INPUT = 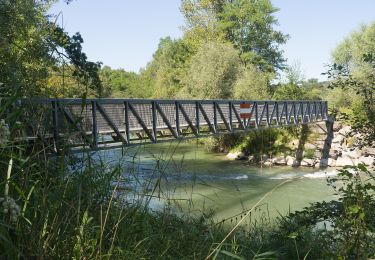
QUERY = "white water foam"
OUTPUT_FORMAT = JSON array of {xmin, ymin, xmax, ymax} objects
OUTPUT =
[
  {"xmin": 269, "ymin": 173, "xmax": 301, "ymax": 180},
  {"xmin": 233, "ymin": 174, "xmax": 249, "ymax": 180},
  {"xmin": 270, "ymin": 170, "xmax": 338, "ymax": 180},
  {"xmin": 304, "ymin": 170, "xmax": 338, "ymax": 179}
]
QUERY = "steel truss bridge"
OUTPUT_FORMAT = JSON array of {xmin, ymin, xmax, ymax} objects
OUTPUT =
[{"xmin": 16, "ymin": 98, "xmax": 328, "ymax": 151}]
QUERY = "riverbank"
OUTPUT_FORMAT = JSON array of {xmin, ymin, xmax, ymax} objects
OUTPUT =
[{"xmin": 226, "ymin": 121, "xmax": 375, "ymax": 170}]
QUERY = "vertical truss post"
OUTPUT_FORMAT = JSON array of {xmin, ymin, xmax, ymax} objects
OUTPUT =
[
  {"xmin": 275, "ymin": 102, "xmax": 279, "ymax": 126},
  {"xmin": 293, "ymin": 103, "xmax": 297, "ymax": 124},
  {"xmin": 319, "ymin": 101, "xmax": 323, "ymax": 119},
  {"xmin": 52, "ymin": 99, "xmax": 59, "ymax": 150},
  {"xmin": 323, "ymin": 101, "xmax": 328, "ymax": 120},
  {"xmin": 175, "ymin": 101, "xmax": 180, "ymax": 137},
  {"xmin": 195, "ymin": 101, "xmax": 200, "ymax": 135},
  {"xmin": 265, "ymin": 102, "xmax": 270, "ymax": 126},
  {"xmin": 312, "ymin": 101, "xmax": 317, "ymax": 121},
  {"xmin": 307, "ymin": 102, "xmax": 312, "ymax": 122},
  {"xmin": 124, "ymin": 101, "xmax": 130, "ymax": 143},
  {"xmin": 254, "ymin": 102, "xmax": 259, "ymax": 128},
  {"xmin": 284, "ymin": 102, "xmax": 289, "ymax": 125},
  {"xmin": 229, "ymin": 101, "xmax": 233, "ymax": 132},
  {"xmin": 152, "ymin": 101, "xmax": 157, "ymax": 142},
  {"xmin": 213, "ymin": 101, "xmax": 218, "ymax": 133},
  {"xmin": 91, "ymin": 100, "xmax": 98, "ymax": 148}
]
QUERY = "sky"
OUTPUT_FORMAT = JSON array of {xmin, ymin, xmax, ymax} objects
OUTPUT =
[{"xmin": 49, "ymin": 0, "xmax": 375, "ymax": 81}]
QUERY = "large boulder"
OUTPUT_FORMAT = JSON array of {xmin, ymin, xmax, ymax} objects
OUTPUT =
[
  {"xmin": 342, "ymin": 149, "xmax": 362, "ymax": 159},
  {"xmin": 362, "ymin": 147, "xmax": 375, "ymax": 156},
  {"xmin": 338, "ymin": 126, "xmax": 352, "ymax": 136},
  {"xmin": 304, "ymin": 143, "xmax": 317, "ymax": 150},
  {"xmin": 286, "ymin": 156, "xmax": 295, "ymax": 166},
  {"xmin": 332, "ymin": 122, "xmax": 343, "ymax": 131},
  {"xmin": 227, "ymin": 152, "xmax": 247, "ymax": 160},
  {"xmin": 263, "ymin": 161, "xmax": 273, "ymax": 167},
  {"xmin": 336, "ymin": 156, "xmax": 356, "ymax": 167},
  {"xmin": 332, "ymin": 134, "xmax": 345, "ymax": 145},
  {"xmin": 272, "ymin": 156, "xmax": 287, "ymax": 165},
  {"xmin": 358, "ymin": 156, "xmax": 375, "ymax": 166},
  {"xmin": 329, "ymin": 149, "xmax": 339, "ymax": 160},
  {"xmin": 247, "ymin": 155, "xmax": 256, "ymax": 164},
  {"xmin": 301, "ymin": 158, "xmax": 315, "ymax": 167}
]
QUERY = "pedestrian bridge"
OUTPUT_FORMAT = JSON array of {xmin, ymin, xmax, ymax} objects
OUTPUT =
[{"xmin": 17, "ymin": 98, "xmax": 328, "ymax": 151}]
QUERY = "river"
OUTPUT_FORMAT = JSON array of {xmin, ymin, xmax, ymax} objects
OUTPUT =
[{"xmin": 97, "ymin": 141, "xmax": 337, "ymax": 222}]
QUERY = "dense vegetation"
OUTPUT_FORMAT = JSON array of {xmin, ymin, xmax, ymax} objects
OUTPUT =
[{"xmin": 0, "ymin": 0, "xmax": 374, "ymax": 259}]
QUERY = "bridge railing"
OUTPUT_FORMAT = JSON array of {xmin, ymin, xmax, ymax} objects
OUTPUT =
[{"xmin": 11, "ymin": 98, "xmax": 328, "ymax": 150}]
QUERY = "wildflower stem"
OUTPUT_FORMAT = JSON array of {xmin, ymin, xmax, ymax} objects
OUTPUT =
[{"xmin": 5, "ymin": 158, "xmax": 13, "ymax": 197}]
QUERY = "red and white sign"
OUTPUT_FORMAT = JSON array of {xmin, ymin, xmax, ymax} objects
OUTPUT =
[{"xmin": 240, "ymin": 103, "xmax": 252, "ymax": 119}]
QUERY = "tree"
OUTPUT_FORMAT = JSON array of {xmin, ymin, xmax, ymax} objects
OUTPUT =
[
  {"xmin": 141, "ymin": 37, "xmax": 193, "ymax": 98},
  {"xmin": 181, "ymin": 41, "xmax": 240, "ymax": 99},
  {"xmin": 217, "ymin": 0, "xmax": 288, "ymax": 72},
  {"xmin": 0, "ymin": 0, "xmax": 102, "ymax": 97},
  {"xmin": 329, "ymin": 22, "xmax": 375, "ymax": 145},
  {"xmin": 233, "ymin": 65, "xmax": 270, "ymax": 100},
  {"xmin": 180, "ymin": 0, "xmax": 288, "ymax": 73},
  {"xmin": 180, "ymin": 0, "xmax": 225, "ymax": 50}
]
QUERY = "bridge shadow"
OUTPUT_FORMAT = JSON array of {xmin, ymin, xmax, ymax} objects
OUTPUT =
[
  {"xmin": 294, "ymin": 124, "xmax": 309, "ymax": 167},
  {"xmin": 319, "ymin": 117, "xmax": 334, "ymax": 169}
]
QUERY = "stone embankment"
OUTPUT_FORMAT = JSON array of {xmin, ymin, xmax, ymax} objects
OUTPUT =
[{"xmin": 226, "ymin": 121, "xmax": 375, "ymax": 169}]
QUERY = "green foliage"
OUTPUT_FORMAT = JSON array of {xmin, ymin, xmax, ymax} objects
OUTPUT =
[
  {"xmin": 218, "ymin": 0, "xmax": 288, "ymax": 72},
  {"xmin": 99, "ymin": 66, "xmax": 152, "ymax": 98},
  {"xmin": 272, "ymin": 83, "xmax": 307, "ymax": 100},
  {"xmin": 233, "ymin": 65, "xmax": 271, "ymax": 100},
  {"xmin": 0, "ymin": 0, "xmax": 102, "ymax": 97},
  {"xmin": 181, "ymin": 41, "xmax": 241, "ymax": 99},
  {"xmin": 303, "ymin": 149, "xmax": 315, "ymax": 159},
  {"xmin": 180, "ymin": 0, "xmax": 225, "ymax": 49},
  {"xmin": 180, "ymin": 0, "xmax": 288, "ymax": 73},
  {"xmin": 332, "ymin": 22, "xmax": 375, "ymax": 81},
  {"xmin": 328, "ymin": 22, "xmax": 375, "ymax": 144},
  {"xmin": 325, "ymin": 56, "xmax": 375, "ymax": 145},
  {"xmin": 143, "ymin": 37, "xmax": 194, "ymax": 98},
  {"xmin": 278, "ymin": 164, "xmax": 375, "ymax": 258}
]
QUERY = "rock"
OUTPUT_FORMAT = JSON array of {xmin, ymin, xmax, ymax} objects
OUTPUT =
[
  {"xmin": 341, "ymin": 149, "xmax": 362, "ymax": 159},
  {"xmin": 329, "ymin": 150, "xmax": 339, "ymax": 160},
  {"xmin": 247, "ymin": 155, "xmax": 256, "ymax": 163},
  {"xmin": 272, "ymin": 156, "xmax": 287, "ymax": 165},
  {"xmin": 331, "ymin": 143, "xmax": 343, "ymax": 151},
  {"xmin": 362, "ymin": 147, "xmax": 375, "ymax": 156},
  {"xmin": 304, "ymin": 143, "xmax": 317, "ymax": 150},
  {"xmin": 332, "ymin": 134, "xmax": 345, "ymax": 145},
  {"xmin": 338, "ymin": 126, "xmax": 352, "ymax": 136},
  {"xmin": 263, "ymin": 161, "xmax": 273, "ymax": 167},
  {"xmin": 358, "ymin": 156, "xmax": 375, "ymax": 166},
  {"xmin": 314, "ymin": 150, "xmax": 322, "ymax": 158},
  {"xmin": 301, "ymin": 158, "xmax": 315, "ymax": 167},
  {"xmin": 336, "ymin": 156, "xmax": 356, "ymax": 167},
  {"xmin": 227, "ymin": 152, "xmax": 247, "ymax": 160},
  {"xmin": 286, "ymin": 156, "xmax": 295, "ymax": 166},
  {"xmin": 333, "ymin": 122, "xmax": 343, "ymax": 131}
]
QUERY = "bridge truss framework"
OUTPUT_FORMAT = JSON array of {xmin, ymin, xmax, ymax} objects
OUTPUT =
[{"xmin": 15, "ymin": 98, "xmax": 328, "ymax": 151}]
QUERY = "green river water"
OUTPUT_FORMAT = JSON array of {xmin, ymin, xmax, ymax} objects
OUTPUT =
[{"xmin": 98, "ymin": 142, "xmax": 337, "ymax": 221}]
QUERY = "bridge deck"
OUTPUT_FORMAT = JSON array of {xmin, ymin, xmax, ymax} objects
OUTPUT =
[{"xmin": 13, "ymin": 98, "xmax": 328, "ymax": 151}]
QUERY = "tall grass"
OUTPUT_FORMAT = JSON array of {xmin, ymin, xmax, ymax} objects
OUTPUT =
[{"xmin": 1, "ymin": 99, "xmax": 373, "ymax": 259}]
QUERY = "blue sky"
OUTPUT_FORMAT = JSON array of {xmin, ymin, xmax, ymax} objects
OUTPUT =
[{"xmin": 49, "ymin": 0, "xmax": 375, "ymax": 81}]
